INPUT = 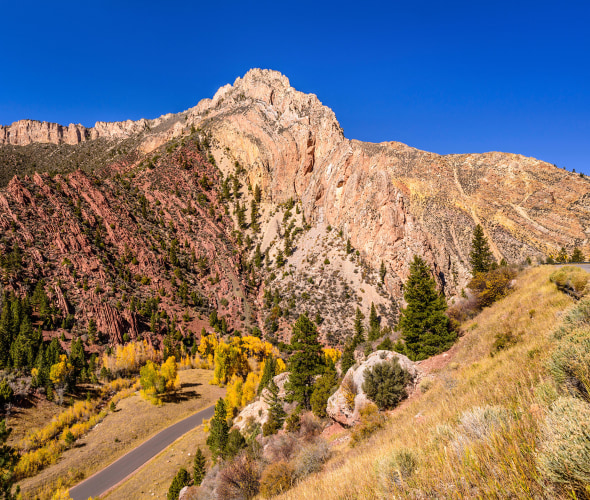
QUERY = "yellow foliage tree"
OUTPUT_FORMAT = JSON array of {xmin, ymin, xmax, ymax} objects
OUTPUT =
[
  {"xmin": 323, "ymin": 347, "xmax": 341, "ymax": 365},
  {"xmin": 101, "ymin": 340, "xmax": 159, "ymax": 377},
  {"xmin": 49, "ymin": 355, "xmax": 73, "ymax": 386}
]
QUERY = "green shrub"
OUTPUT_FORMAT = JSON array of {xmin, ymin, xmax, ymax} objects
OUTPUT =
[
  {"xmin": 260, "ymin": 461, "xmax": 294, "ymax": 498},
  {"xmin": 362, "ymin": 358, "xmax": 410, "ymax": 410},
  {"xmin": 310, "ymin": 369, "xmax": 338, "ymax": 418},
  {"xmin": 537, "ymin": 397, "xmax": 590, "ymax": 495}
]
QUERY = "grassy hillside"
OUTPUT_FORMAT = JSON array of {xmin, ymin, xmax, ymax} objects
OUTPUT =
[{"xmin": 276, "ymin": 265, "xmax": 585, "ymax": 499}]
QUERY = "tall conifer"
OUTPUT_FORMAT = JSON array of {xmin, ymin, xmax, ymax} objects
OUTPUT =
[
  {"xmin": 398, "ymin": 255, "xmax": 455, "ymax": 360},
  {"xmin": 469, "ymin": 224, "xmax": 494, "ymax": 274}
]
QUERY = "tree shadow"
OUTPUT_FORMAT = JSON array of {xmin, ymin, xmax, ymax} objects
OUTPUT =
[{"xmin": 161, "ymin": 391, "xmax": 202, "ymax": 404}]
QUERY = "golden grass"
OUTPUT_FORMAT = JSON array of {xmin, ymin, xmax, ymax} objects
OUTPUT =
[
  {"xmin": 17, "ymin": 368, "xmax": 225, "ymax": 500},
  {"xmin": 276, "ymin": 266, "xmax": 575, "ymax": 499}
]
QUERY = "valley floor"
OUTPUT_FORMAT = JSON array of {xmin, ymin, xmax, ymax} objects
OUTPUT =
[{"xmin": 17, "ymin": 369, "xmax": 224, "ymax": 499}]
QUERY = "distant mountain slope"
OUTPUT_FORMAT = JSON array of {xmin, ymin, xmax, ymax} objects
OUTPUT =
[{"xmin": 1, "ymin": 68, "xmax": 588, "ymax": 346}]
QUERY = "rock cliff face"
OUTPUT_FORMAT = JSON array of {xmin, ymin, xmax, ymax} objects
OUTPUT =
[
  {"xmin": 1, "ymin": 68, "xmax": 589, "ymax": 345},
  {"xmin": 0, "ymin": 113, "xmax": 182, "ymax": 147},
  {"xmin": 181, "ymin": 69, "xmax": 590, "ymax": 298}
]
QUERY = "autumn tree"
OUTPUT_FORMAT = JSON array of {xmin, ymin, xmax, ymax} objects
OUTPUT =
[{"xmin": 397, "ymin": 255, "xmax": 456, "ymax": 361}]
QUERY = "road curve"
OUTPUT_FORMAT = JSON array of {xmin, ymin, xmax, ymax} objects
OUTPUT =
[{"xmin": 69, "ymin": 404, "xmax": 216, "ymax": 500}]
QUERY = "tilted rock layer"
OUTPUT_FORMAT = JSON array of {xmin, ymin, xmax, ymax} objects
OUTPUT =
[{"xmin": 1, "ymin": 68, "xmax": 589, "ymax": 328}]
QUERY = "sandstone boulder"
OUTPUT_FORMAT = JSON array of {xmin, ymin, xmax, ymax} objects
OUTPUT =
[
  {"xmin": 233, "ymin": 372, "xmax": 290, "ymax": 432},
  {"xmin": 327, "ymin": 350, "xmax": 420, "ymax": 426}
]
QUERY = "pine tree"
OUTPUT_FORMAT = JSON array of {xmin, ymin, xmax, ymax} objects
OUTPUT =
[
  {"xmin": 262, "ymin": 379, "xmax": 286, "ymax": 436},
  {"xmin": 346, "ymin": 239, "xmax": 352, "ymax": 254},
  {"xmin": 368, "ymin": 302, "xmax": 381, "ymax": 341},
  {"xmin": 193, "ymin": 447, "xmax": 206, "ymax": 485},
  {"xmin": 276, "ymin": 249, "xmax": 285, "ymax": 268},
  {"xmin": 10, "ymin": 316, "xmax": 34, "ymax": 370},
  {"xmin": 570, "ymin": 247, "xmax": 585, "ymax": 263},
  {"xmin": 310, "ymin": 364, "xmax": 338, "ymax": 418},
  {"xmin": 257, "ymin": 356, "xmax": 277, "ymax": 395},
  {"xmin": 379, "ymin": 260, "xmax": 386, "ymax": 283},
  {"xmin": 352, "ymin": 307, "xmax": 365, "ymax": 346},
  {"xmin": 469, "ymin": 224, "xmax": 494, "ymax": 274},
  {"xmin": 167, "ymin": 468, "xmax": 190, "ymax": 500},
  {"xmin": 340, "ymin": 341, "xmax": 356, "ymax": 376},
  {"xmin": 254, "ymin": 244, "xmax": 262, "ymax": 268},
  {"xmin": 254, "ymin": 184, "xmax": 261, "ymax": 204},
  {"xmin": 285, "ymin": 314, "xmax": 325, "ymax": 409},
  {"xmin": 0, "ymin": 420, "xmax": 17, "ymax": 500},
  {"xmin": 207, "ymin": 398, "xmax": 229, "ymax": 461},
  {"xmin": 398, "ymin": 255, "xmax": 456, "ymax": 361}
]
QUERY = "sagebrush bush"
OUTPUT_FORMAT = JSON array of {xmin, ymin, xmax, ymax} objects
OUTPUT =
[
  {"xmin": 350, "ymin": 403, "xmax": 387, "ymax": 446},
  {"xmin": 362, "ymin": 358, "xmax": 410, "ymax": 410},
  {"xmin": 554, "ymin": 299, "xmax": 590, "ymax": 340},
  {"xmin": 374, "ymin": 448, "xmax": 418, "ymax": 493},
  {"xmin": 260, "ymin": 461, "xmax": 294, "ymax": 498},
  {"xmin": 293, "ymin": 439, "xmax": 331, "ymax": 479},
  {"xmin": 263, "ymin": 434, "xmax": 297, "ymax": 462},
  {"xmin": 549, "ymin": 331, "xmax": 590, "ymax": 399},
  {"xmin": 537, "ymin": 397, "xmax": 590, "ymax": 495},
  {"xmin": 550, "ymin": 266, "xmax": 589, "ymax": 297},
  {"xmin": 458, "ymin": 405, "xmax": 510, "ymax": 441}
]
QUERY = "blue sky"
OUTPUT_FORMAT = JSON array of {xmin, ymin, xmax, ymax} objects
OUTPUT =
[{"xmin": 1, "ymin": 0, "xmax": 588, "ymax": 173}]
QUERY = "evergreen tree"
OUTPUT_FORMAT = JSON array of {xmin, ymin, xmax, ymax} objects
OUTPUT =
[
  {"xmin": 207, "ymin": 398, "xmax": 229, "ymax": 461},
  {"xmin": 310, "ymin": 365, "xmax": 338, "ymax": 418},
  {"xmin": 340, "ymin": 341, "xmax": 356, "ymax": 375},
  {"xmin": 368, "ymin": 302, "xmax": 380, "ymax": 341},
  {"xmin": 10, "ymin": 316, "xmax": 34, "ymax": 370},
  {"xmin": 257, "ymin": 356, "xmax": 277, "ymax": 395},
  {"xmin": 0, "ymin": 299, "xmax": 13, "ymax": 368},
  {"xmin": 398, "ymin": 255, "xmax": 456, "ymax": 361},
  {"xmin": 225, "ymin": 429, "xmax": 247, "ymax": 459},
  {"xmin": 262, "ymin": 379, "xmax": 286, "ymax": 436},
  {"xmin": 275, "ymin": 249, "xmax": 285, "ymax": 268},
  {"xmin": 193, "ymin": 447, "xmax": 206, "ymax": 485},
  {"xmin": 352, "ymin": 307, "xmax": 365, "ymax": 345},
  {"xmin": 346, "ymin": 239, "xmax": 352, "ymax": 254},
  {"xmin": 469, "ymin": 224, "xmax": 494, "ymax": 274},
  {"xmin": 167, "ymin": 468, "xmax": 190, "ymax": 500},
  {"xmin": 254, "ymin": 244, "xmax": 262, "ymax": 268},
  {"xmin": 254, "ymin": 184, "xmax": 261, "ymax": 204},
  {"xmin": 0, "ymin": 420, "xmax": 17, "ymax": 500},
  {"xmin": 285, "ymin": 314, "xmax": 325, "ymax": 409},
  {"xmin": 570, "ymin": 247, "xmax": 585, "ymax": 263},
  {"xmin": 379, "ymin": 260, "xmax": 386, "ymax": 283},
  {"xmin": 69, "ymin": 338, "xmax": 86, "ymax": 380}
]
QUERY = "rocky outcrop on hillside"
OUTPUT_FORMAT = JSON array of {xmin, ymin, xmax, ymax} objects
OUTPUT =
[
  {"xmin": 182, "ymin": 68, "xmax": 590, "ymax": 299},
  {"xmin": 2, "ymin": 68, "xmax": 590, "ymax": 341},
  {"xmin": 232, "ymin": 372, "xmax": 291, "ymax": 432},
  {"xmin": 0, "ymin": 137, "xmax": 252, "ymax": 346},
  {"xmin": 327, "ymin": 350, "xmax": 420, "ymax": 426}
]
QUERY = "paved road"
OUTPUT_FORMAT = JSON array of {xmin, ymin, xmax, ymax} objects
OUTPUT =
[{"xmin": 69, "ymin": 404, "xmax": 216, "ymax": 500}]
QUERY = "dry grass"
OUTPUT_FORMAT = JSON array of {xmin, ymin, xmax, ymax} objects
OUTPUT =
[
  {"xmin": 17, "ymin": 369, "xmax": 224, "ymax": 499},
  {"xmin": 275, "ymin": 266, "xmax": 575, "ymax": 499}
]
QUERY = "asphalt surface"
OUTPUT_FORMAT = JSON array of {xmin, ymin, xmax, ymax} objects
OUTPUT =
[{"xmin": 69, "ymin": 403, "xmax": 216, "ymax": 500}]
